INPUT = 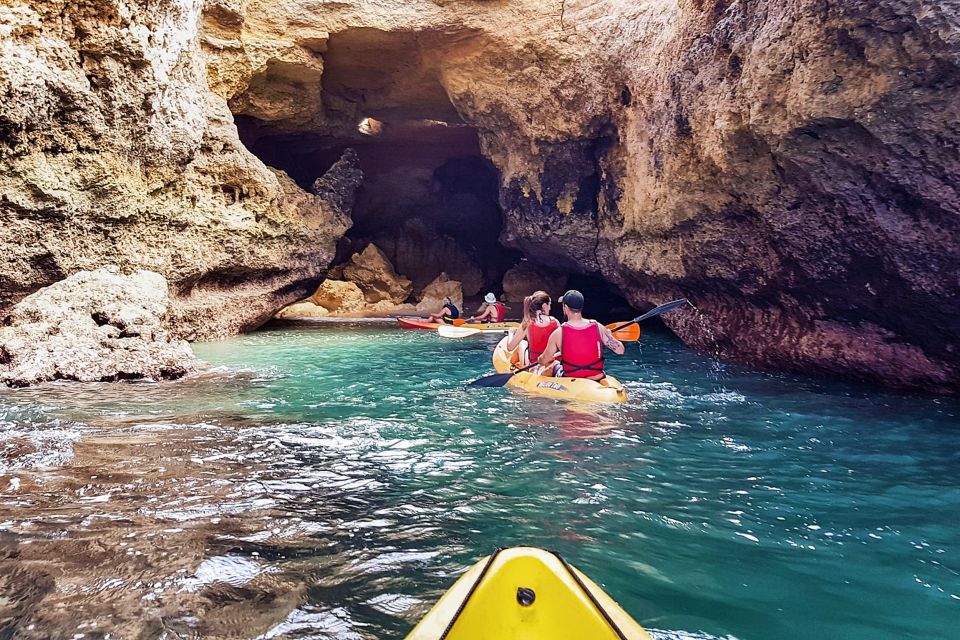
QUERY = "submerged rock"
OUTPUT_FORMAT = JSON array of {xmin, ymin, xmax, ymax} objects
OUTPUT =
[{"xmin": 0, "ymin": 267, "xmax": 199, "ymax": 386}]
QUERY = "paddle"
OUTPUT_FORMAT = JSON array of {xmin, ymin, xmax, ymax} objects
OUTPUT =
[
  {"xmin": 469, "ymin": 361, "xmax": 541, "ymax": 387},
  {"xmin": 606, "ymin": 321, "xmax": 641, "ymax": 342},
  {"xmin": 468, "ymin": 298, "xmax": 691, "ymax": 388},
  {"xmin": 438, "ymin": 325, "xmax": 510, "ymax": 339},
  {"xmin": 607, "ymin": 298, "xmax": 691, "ymax": 334}
]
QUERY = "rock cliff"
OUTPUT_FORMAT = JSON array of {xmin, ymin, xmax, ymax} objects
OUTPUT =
[
  {"xmin": 0, "ymin": 0, "xmax": 356, "ymax": 341},
  {"xmin": 2, "ymin": 0, "xmax": 957, "ymax": 391},
  {"xmin": 204, "ymin": 0, "xmax": 959, "ymax": 391}
]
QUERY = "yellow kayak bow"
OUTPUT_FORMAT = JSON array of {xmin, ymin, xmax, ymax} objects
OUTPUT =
[{"xmin": 406, "ymin": 547, "xmax": 651, "ymax": 640}]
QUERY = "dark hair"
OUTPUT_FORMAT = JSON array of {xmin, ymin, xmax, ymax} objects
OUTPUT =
[{"xmin": 523, "ymin": 290, "xmax": 551, "ymax": 323}]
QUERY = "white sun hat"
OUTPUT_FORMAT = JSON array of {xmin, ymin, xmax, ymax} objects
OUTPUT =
[{"xmin": 484, "ymin": 292, "xmax": 497, "ymax": 304}]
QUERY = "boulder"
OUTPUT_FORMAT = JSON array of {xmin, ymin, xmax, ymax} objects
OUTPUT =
[
  {"xmin": 416, "ymin": 273, "xmax": 464, "ymax": 314},
  {"xmin": 274, "ymin": 300, "xmax": 330, "ymax": 319},
  {"xmin": 342, "ymin": 244, "xmax": 413, "ymax": 304},
  {"xmin": 310, "ymin": 280, "xmax": 366, "ymax": 313},
  {"xmin": 373, "ymin": 218, "xmax": 485, "ymax": 296},
  {"xmin": 0, "ymin": 267, "xmax": 200, "ymax": 386},
  {"xmin": 501, "ymin": 262, "xmax": 569, "ymax": 303}
]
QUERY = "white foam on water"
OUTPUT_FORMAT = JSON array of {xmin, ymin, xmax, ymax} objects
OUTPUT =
[
  {"xmin": 178, "ymin": 555, "xmax": 264, "ymax": 592},
  {"xmin": 0, "ymin": 427, "xmax": 81, "ymax": 473},
  {"xmin": 649, "ymin": 630, "xmax": 739, "ymax": 640},
  {"xmin": 258, "ymin": 607, "xmax": 365, "ymax": 640}
]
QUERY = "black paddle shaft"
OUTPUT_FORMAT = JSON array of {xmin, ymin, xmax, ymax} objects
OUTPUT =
[{"xmin": 609, "ymin": 298, "xmax": 691, "ymax": 334}]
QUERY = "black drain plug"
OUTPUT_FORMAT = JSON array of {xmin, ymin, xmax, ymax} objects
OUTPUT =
[{"xmin": 517, "ymin": 587, "xmax": 536, "ymax": 606}]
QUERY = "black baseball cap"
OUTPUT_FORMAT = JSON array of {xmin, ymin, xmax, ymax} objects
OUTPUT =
[{"xmin": 559, "ymin": 289, "xmax": 584, "ymax": 310}]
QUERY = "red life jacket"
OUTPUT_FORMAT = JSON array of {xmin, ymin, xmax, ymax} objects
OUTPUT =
[
  {"xmin": 561, "ymin": 322, "xmax": 604, "ymax": 378},
  {"xmin": 491, "ymin": 302, "xmax": 505, "ymax": 323},
  {"xmin": 528, "ymin": 317, "xmax": 559, "ymax": 359}
]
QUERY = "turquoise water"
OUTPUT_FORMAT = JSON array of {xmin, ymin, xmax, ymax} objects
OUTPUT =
[{"xmin": 1, "ymin": 321, "xmax": 958, "ymax": 639}]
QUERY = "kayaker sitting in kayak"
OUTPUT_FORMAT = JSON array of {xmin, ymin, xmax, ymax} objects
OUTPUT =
[
  {"xmin": 538, "ymin": 289, "xmax": 625, "ymax": 380},
  {"xmin": 505, "ymin": 290, "xmax": 559, "ymax": 368},
  {"xmin": 425, "ymin": 296, "xmax": 460, "ymax": 324},
  {"xmin": 468, "ymin": 292, "xmax": 507, "ymax": 323}
]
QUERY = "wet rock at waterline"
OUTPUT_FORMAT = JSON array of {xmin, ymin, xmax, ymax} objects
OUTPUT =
[
  {"xmin": 0, "ymin": 268, "xmax": 199, "ymax": 386},
  {"xmin": 310, "ymin": 280, "xmax": 367, "ymax": 314},
  {"xmin": 274, "ymin": 300, "xmax": 330, "ymax": 319}
]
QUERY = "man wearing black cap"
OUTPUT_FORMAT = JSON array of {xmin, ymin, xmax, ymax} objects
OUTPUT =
[{"xmin": 537, "ymin": 289, "xmax": 624, "ymax": 380}]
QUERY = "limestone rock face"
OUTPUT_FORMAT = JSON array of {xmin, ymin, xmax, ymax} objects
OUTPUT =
[
  {"xmin": 6, "ymin": 0, "xmax": 958, "ymax": 391},
  {"xmin": 0, "ymin": 0, "xmax": 357, "ymax": 341},
  {"xmin": 342, "ymin": 244, "xmax": 413, "ymax": 304},
  {"xmin": 274, "ymin": 300, "xmax": 329, "ymax": 319},
  {"xmin": 0, "ymin": 267, "xmax": 199, "ymax": 386},
  {"xmin": 416, "ymin": 273, "xmax": 464, "ymax": 314},
  {"xmin": 502, "ymin": 262, "xmax": 569, "ymax": 304},
  {"xmin": 310, "ymin": 279, "xmax": 366, "ymax": 313},
  {"xmin": 372, "ymin": 218, "xmax": 485, "ymax": 297}
]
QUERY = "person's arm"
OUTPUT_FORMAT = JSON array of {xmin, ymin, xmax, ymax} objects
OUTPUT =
[
  {"xmin": 467, "ymin": 303, "xmax": 485, "ymax": 322},
  {"xmin": 598, "ymin": 322, "xmax": 625, "ymax": 355},
  {"xmin": 538, "ymin": 327, "xmax": 562, "ymax": 367},
  {"xmin": 506, "ymin": 322, "xmax": 528, "ymax": 351}
]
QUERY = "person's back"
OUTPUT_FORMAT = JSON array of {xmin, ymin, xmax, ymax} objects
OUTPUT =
[
  {"xmin": 559, "ymin": 318, "xmax": 605, "ymax": 379},
  {"xmin": 538, "ymin": 289, "xmax": 624, "ymax": 380},
  {"xmin": 470, "ymin": 293, "xmax": 503, "ymax": 323}
]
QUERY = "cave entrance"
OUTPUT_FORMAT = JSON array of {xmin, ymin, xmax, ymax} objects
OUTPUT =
[
  {"xmin": 237, "ymin": 117, "xmax": 520, "ymax": 302},
  {"xmin": 228, "ymin": 26, "xmax": 629, "ymax": 319}
]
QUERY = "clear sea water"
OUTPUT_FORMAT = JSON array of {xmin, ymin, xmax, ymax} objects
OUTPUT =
[{"xmin": 0, "ymin": 321, "xmax": 957, "ymax": 639}]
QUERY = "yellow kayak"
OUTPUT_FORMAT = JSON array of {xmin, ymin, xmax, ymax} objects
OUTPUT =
[
  {"xmin": 492, "ymin": 337, "xmax": 628, "ymax": 404},
  {"xmin": 405, "ymin": 546, "xmax": 651, "ymax": 640}
]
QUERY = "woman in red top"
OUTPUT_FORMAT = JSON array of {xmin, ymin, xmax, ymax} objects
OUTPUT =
[{"xmin": 505, "ymin": 291, "xmax": 559, "ymax": 367}]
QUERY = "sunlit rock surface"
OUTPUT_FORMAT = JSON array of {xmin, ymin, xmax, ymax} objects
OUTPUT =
[
  {"xmin": 0, "ymin": 267, "xmax": 198, "ymax": 385},
  {"xmin": 0, "ymin": 0, "xmax": 356, "ymax": 341}
]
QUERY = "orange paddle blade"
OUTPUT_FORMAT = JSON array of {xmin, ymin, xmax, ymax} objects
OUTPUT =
[
  {"xmin": 452, "ymin": 318, "xmax": 466, "ymax": 326},
  {"xmin": 607, "ymin": 322, "xmax": 641, "ymax": 341}
]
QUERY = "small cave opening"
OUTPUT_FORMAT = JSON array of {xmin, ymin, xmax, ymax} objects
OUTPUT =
[{"xmin": 237, "ymin": 116, "xmax": 521, "ymax": 302}]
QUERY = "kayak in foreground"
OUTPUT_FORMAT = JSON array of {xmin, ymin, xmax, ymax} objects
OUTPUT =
[
  {"xmin": 491, "ymin": 337, "xmax": 628, "ymax": 404},
  {"xmin": 405, "ymin": 546, "xmax": 651, "ymax": 640},
  {"xmin": 398, "ymin": 317, "xmax": 519, "ymax": 331}
]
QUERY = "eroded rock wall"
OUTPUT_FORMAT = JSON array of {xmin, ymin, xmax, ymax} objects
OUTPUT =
[
  {"xmin": 4, "ymin": 0, "xmax": 957, "ymax": 390},
  {"xmin": 0, "ymin": 0, "xmax": 354, "ymax": 340},
  {"xmin": 592, "ymin": 0, "xmax": 960, "ymax": 391},
  {"xmin": 433, "ymin": 0, "xmax": 960, "ymax": 392}
]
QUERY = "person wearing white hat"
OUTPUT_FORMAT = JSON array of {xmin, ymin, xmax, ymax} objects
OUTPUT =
[{"xmin": 468, "ymin": 292, "xmax": 507, "ymax": 323}]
